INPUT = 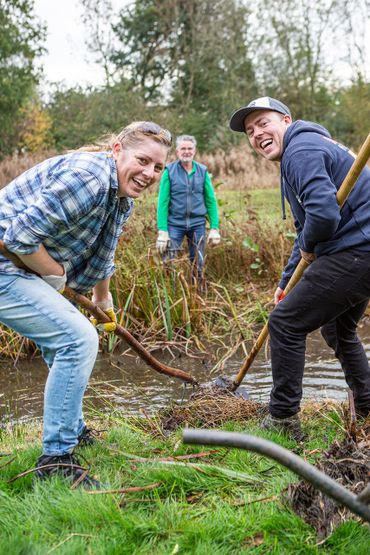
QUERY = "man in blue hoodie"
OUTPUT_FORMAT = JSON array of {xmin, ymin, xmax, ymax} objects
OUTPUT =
[{"xmin": 230, "ymin": 97, "xmax": 370, "ymax": 439}]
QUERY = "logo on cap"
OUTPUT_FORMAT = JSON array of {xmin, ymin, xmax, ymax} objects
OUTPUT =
[{"xmin": 249, "ymin": 97, "xmax": 271, "ymax": 109}]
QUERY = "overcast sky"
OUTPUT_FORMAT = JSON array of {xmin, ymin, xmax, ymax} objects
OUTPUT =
[
  {"xmin": 34, "ymin": 0, "xmax": 369, "ymax": 90},
  {"xmin": 34, "ymin": 0, "xmax": 114, "ymax": 88}
]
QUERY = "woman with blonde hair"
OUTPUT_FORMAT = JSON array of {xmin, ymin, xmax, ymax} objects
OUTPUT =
[{"xmin": 0, "ymin": 121, "xmax": 172, "ymax": 487}]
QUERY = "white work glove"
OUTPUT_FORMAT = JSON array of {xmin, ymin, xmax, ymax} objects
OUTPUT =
[
  {"xmin": 90, "ymin": 292, "xmax": 117, "ymax": 333},
  {"xmin": 41, "ymin": 265, "xmax": 67, "ymax": 293},
  {"xmin": 156, "ymin": 230, "xmax": 170, "ymax": 254},
  {"xmin": 207, "ymin": 229, "xmax": 221, "ymax": 246}
]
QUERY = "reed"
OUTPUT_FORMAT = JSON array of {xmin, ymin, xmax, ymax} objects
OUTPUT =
[
  {"xmin": 0, "ymin": 150, "xmax": 56, "ymax": 189},
  {"xmin": 0, "ymin": 145, "xmax": 276, "ymax": 191},
  {"xmin": 0, "ymin": 213, "xmax": 293, "ymax": 358},
  {"xmin": 0, "ymin": 151, "xmax": 293, "ymax": 359}
]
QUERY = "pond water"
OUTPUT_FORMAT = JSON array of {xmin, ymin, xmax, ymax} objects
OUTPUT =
[{"xmin": 1, "ymin": 321, "xmax": 370, "ymax": 424}]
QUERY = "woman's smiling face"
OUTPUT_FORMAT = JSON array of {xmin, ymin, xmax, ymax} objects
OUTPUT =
[{"xmin": 113, "ymin": 138, "xmax": 168, "ymax": 198}]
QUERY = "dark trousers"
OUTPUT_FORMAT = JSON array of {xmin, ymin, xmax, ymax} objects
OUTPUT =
[
  {"xmin": 166, "ymin": 223, "xmax": 206, "ymax": 280},
  {"xmin": 268, "ymin": 248, "xmax": 370, "ymax": 417}
]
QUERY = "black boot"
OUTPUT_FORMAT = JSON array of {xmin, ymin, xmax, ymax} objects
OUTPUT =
[
  {"xmin": 35, "ymin": 453, "xmax": 101, "ymax": 489},
  {"xmin": 261, "ymin": 413, "xmax": 305, "ymax": 442},
  {"xmin": 77, "ymin": 426, "xmax": 99, "ymax": 447}
]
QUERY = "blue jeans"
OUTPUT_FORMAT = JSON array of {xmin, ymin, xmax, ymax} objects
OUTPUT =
[
  {"xmin": 167, "ymin": 224, "xmax": 206, "ymax": 280},
  {"xmin": 0, "ymin": 272, "xmax": 99, "ymax": 455}
]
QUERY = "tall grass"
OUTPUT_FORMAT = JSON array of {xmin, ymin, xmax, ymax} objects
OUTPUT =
[
  {"xmin": 0, "ymin": 150, "xmax": 293, "ymax": 358},
  {"xmin": 0, "ymin": 150, "xmax": 57, "ymax": 189},
  {"xmin": 0, "ymin": 145, "xmax": 277, "ymax": 190}
]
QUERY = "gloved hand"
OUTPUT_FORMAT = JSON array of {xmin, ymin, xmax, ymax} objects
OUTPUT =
[
  {"xmin": 156, "ymin": 230, "xmax": 170, "ymax": 254},
  {"xmin": 90, "ymin": 292, "xmax": 117, "ymax": 332},
  {"xmin": 207, "ymin": 229, "xmax": 221, "ymax": 246},
  {"xmin": 274, "ymin": 286, "xmax": 284, "ymax": 305},
  {"xmin": 41, "ymin": 265, "xmax": 67, "ymax": 293}
]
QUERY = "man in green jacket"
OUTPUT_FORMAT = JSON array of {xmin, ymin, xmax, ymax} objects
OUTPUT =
[{"xmin": 156, "ymin": 135, "xmax": 220, "ymax": 285}]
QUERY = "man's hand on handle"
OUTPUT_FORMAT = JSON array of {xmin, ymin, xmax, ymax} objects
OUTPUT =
[
  {"xmin": 300, "ymin": 249, "xmax": 316, "ymax": 264},
  {"xmin": 273, "ymin": 251, "xmax": 315, "ymax": 304},
  {"xmin": 274, "ymin": 287, "xmax": 285, "ymax": 305}
]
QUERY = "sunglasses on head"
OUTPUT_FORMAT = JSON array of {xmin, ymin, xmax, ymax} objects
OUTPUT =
[{"xmin": 121, "ymin": 122, "xmax": 172, "ymax": 146}]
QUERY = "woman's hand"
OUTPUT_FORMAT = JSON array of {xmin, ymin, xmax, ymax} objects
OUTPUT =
[{"xmin": 91, "ymin": 280, "xmax": 117, "ymax": 332}]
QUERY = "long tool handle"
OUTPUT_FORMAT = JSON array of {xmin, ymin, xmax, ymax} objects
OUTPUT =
[
  {"xmin": 232, "ymin": 132, "xmax": 370, "ymax": 390},
  {"xmin": 0, "ymin": 240, "xmax": 197, "ymax": 385},
  {"xmin": 183, "ymin": 429, "xmax": 370, "ymax": 522}
]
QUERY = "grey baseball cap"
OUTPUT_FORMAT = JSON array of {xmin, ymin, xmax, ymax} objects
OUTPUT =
[{"xmin": 229, "ymin": 96, "xmax": 291, "ymax": 132}]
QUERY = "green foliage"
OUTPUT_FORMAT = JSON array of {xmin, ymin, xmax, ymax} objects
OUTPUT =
[
  {"xmin": 0, "ymin": 0, "xmax": 46, "ymax": 155},
  {"xmin": 50, "ymin": 0, "xmax": 368, "ymax": 153},
  {"xmin": 250, "ymin": 0, "xmax": 367, "ymax": 124},
  {"xmin": 2, "ymin": 0, "xmax": 370, "ymax": 159},
  {"xmin": 100, "ymin": 0, "xmax": 257, "ymax": 150},
  {"xmin": 329, "ymin": 78, "xmax": 370, "ymax": 149},
  {"xmin": 47, "ymin": 81, "xmax": 148, "ymax": 151},
  {"xmin": 110, "ymin": 0, "xmax": 173, "ymax": 101}
]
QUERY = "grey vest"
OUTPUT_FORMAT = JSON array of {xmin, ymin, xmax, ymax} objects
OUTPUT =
[{"xmin": 167, "ymin": 160, "xmax": 207, "ymax": 228}]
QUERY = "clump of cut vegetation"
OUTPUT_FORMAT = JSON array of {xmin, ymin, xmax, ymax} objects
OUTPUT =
[{"xmin": 288, "ymin": 435, "xmax": 370, "ymax": 539}]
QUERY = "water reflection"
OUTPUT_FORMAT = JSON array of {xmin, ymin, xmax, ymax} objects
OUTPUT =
[{"xmin": 1, "ymin": 322, "xmax": 370, "ymax": 423}]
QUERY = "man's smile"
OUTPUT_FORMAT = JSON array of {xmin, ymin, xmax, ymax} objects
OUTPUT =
[{"xmin": 260, "ymin": 139, "xmax": 273, "ymax": 150}]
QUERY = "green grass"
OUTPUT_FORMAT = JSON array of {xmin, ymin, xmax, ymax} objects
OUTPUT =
[
  {"xmin": 139, "ymin": 186, "xmax": 285, "ymax": 226},
  {"xmin": 1, "ymin": 407, "xmax": 369, "ymax": 554}
]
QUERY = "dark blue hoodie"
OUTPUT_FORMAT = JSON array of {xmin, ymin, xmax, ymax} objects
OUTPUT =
[{"xmin": 279, "ymin": 120, "xmax": 370, "ymax": 289}]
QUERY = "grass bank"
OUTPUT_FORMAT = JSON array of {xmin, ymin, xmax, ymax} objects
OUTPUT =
[{"xmin": 0, "ymin": 402, "xmax": 369, "ymax": 554}]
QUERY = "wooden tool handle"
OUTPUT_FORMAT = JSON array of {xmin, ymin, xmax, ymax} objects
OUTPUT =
[{"xmin": 232, "ymin": 133, "xmax": 370, "ymax": 390}]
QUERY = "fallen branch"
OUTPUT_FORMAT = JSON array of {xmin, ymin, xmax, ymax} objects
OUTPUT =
[
  {"xmin": 0, "ymin": 239, "xmax": 198, "ymax": 386},
  {"xmin": 84, "ymin": 481, "xmax": 162, "ymax": 495},
  {"xmin": 0, "ymin": 456, "xmax": 16, "ymax": 469},
  {"xmin": 150, "ymin": 449, "xmax": 221, "ymax": 462}
]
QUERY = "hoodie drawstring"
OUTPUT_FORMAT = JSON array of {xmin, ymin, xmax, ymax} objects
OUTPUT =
[{"xmin": 280, "ymin": 175, "xmax": 286, "ymax": 220}]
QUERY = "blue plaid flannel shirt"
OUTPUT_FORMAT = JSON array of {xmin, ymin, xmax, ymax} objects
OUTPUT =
[{"xmin": 0, "ymin": 151, "xmax": 133, "ymax": 293}]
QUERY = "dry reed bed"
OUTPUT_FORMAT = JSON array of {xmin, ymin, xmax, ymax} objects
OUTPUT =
[
  {"xmin": 0, "ymin": 145, "xmax": 278, "ymax": 190},
  {"xmin": 0, "ymin": 148, "xmax": 291, "ymax": 358},
  {"xmin": 0, "ymin": 217, "xmax": 293, "ymax": 358},
  {"xmin": 0, "ymin": 151, "xmax": 56, "ymax": 189},
  {"xmin": 200, "ymin": 144, "xmax": 279, "ymax": 188}
]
